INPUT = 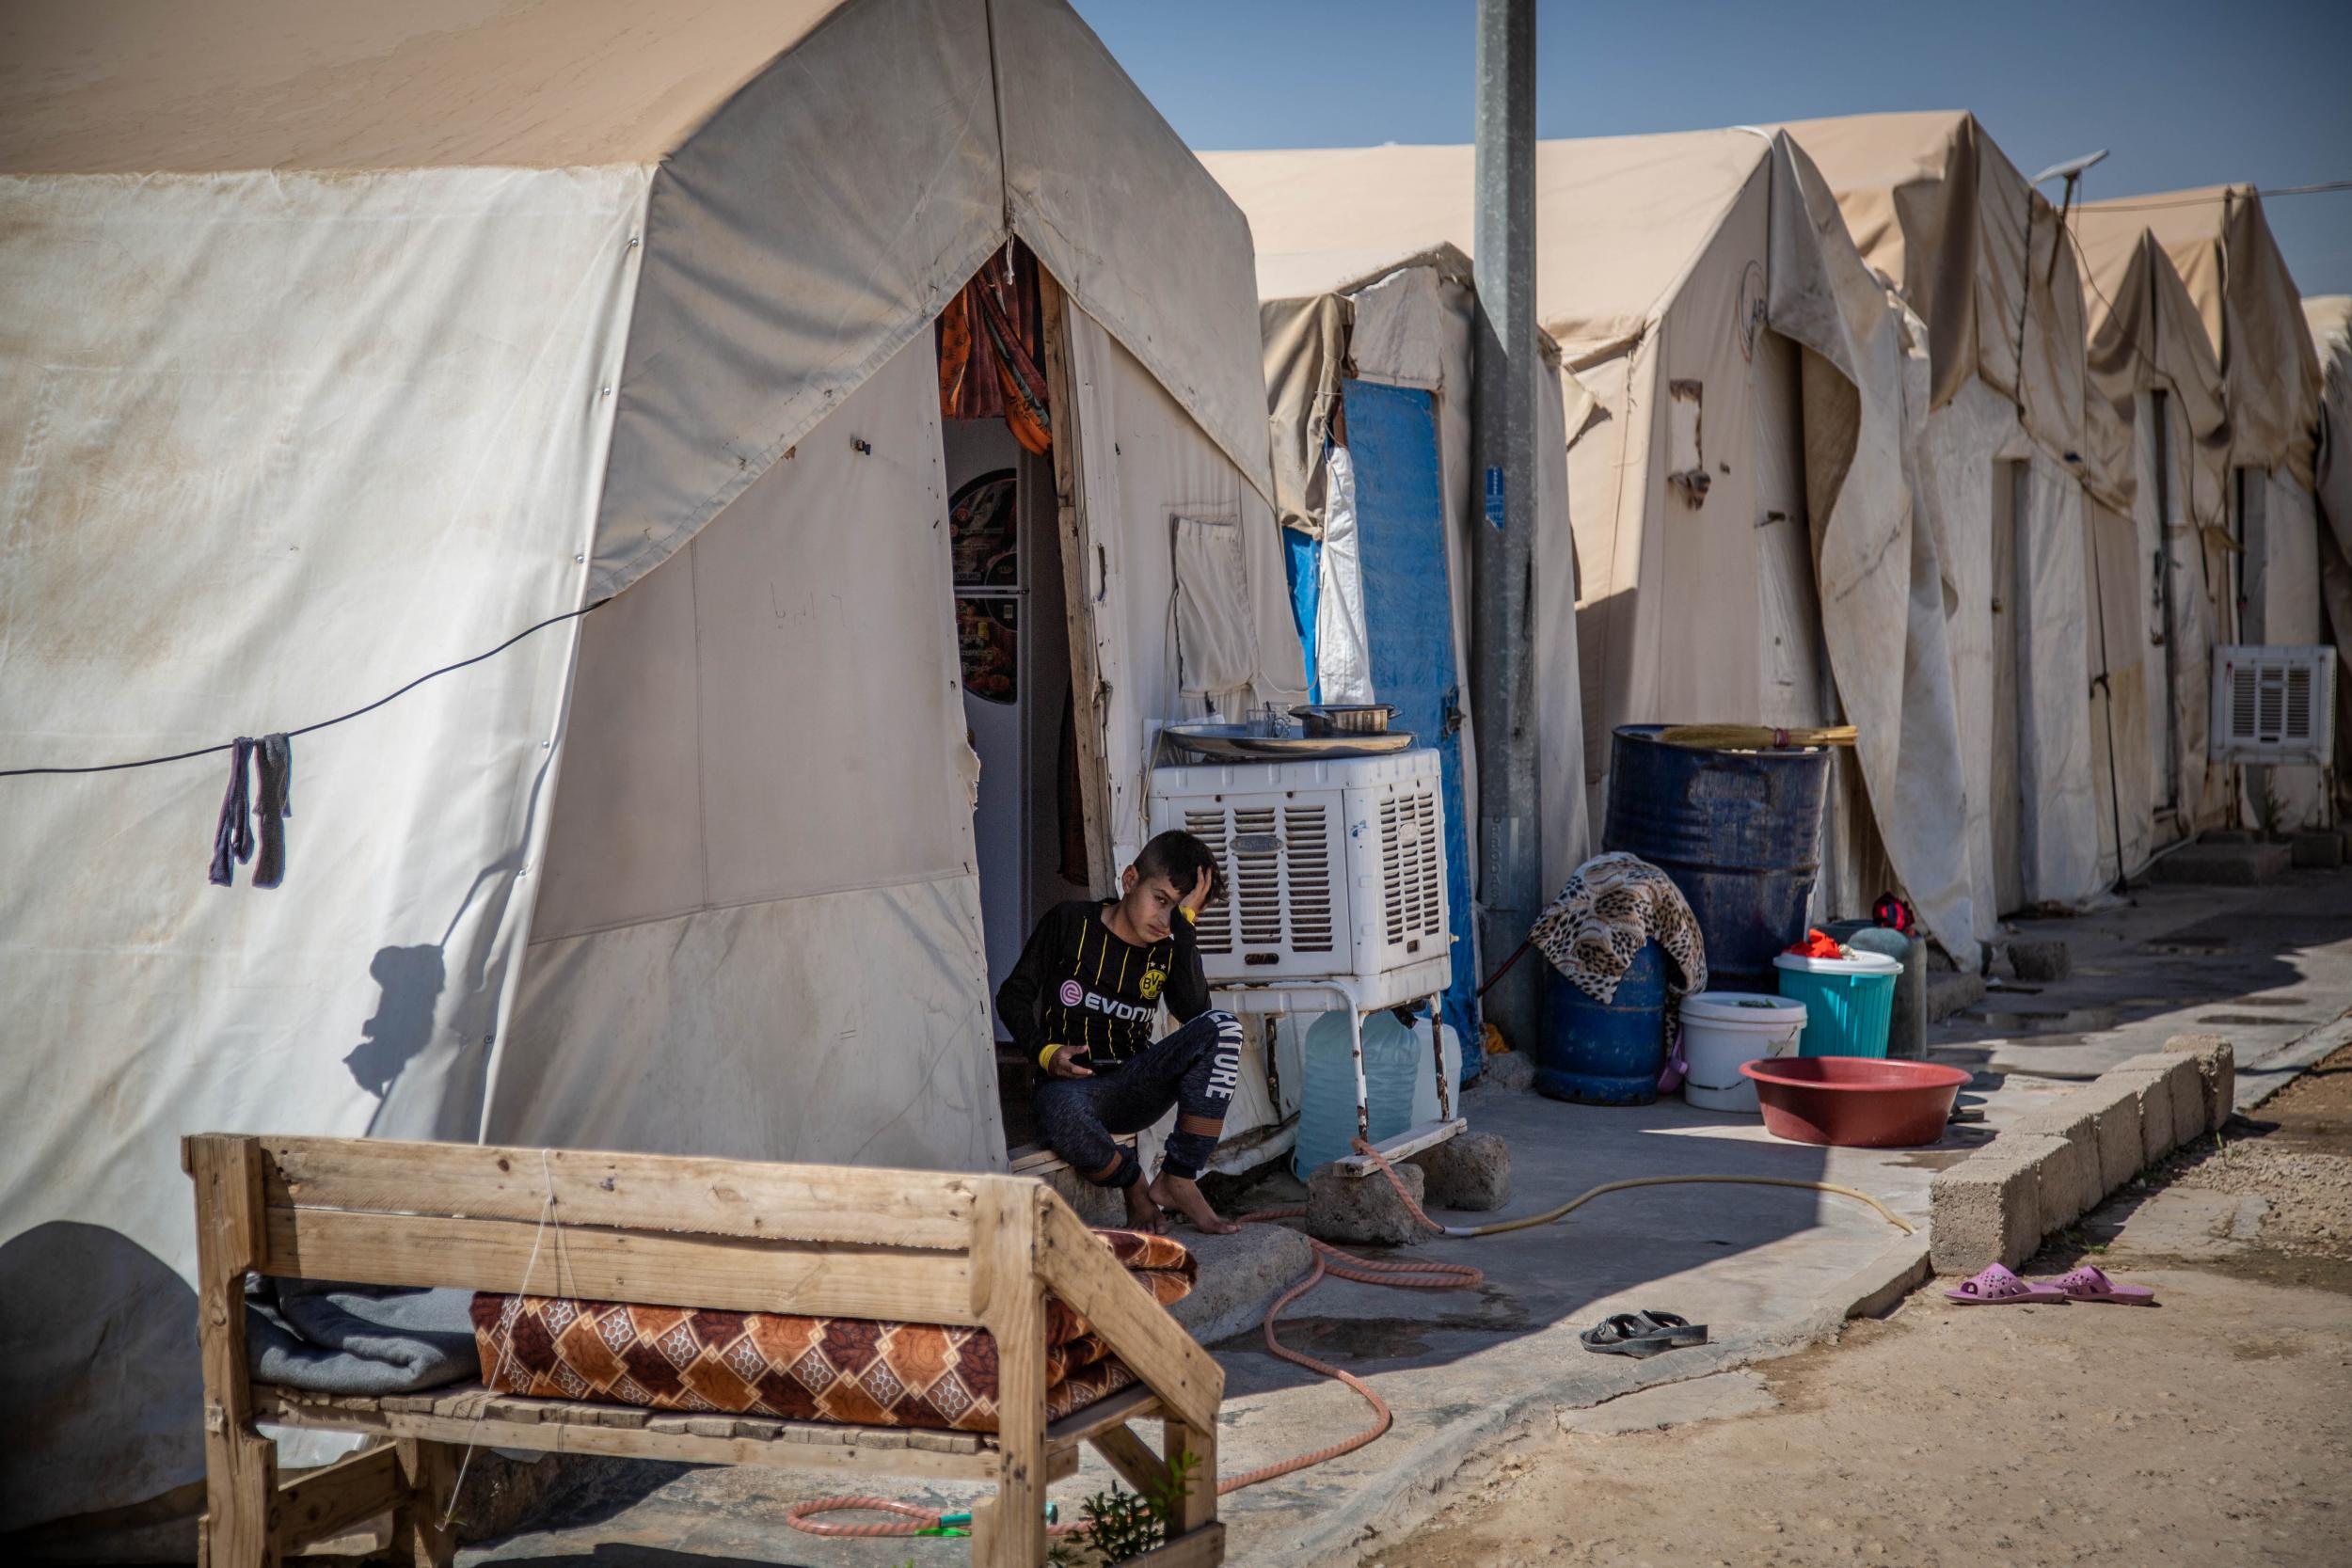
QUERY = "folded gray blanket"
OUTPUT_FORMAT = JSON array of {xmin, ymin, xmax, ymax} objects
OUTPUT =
[{"xmin": 246, "ymin": 1276, "xmax": 478, "ymax": 1395}]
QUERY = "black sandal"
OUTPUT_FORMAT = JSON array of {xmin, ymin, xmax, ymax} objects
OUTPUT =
[
  {"xmin": 1580, "ymin": 1312, "xmax": 1672, "ymax": 1357},
  {"xmin": 1635, "ymin": 1309, "xmax": 1708, "ymax": 1348}
]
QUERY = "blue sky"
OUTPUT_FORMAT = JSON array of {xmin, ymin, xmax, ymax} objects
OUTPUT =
[{"xmin": 1072, "ymin": 0, "xmax": 2352, "ymax": 295}]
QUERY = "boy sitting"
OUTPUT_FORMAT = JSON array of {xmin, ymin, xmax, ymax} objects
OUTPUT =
[{"xmin": 996, "ymin": 831, "xmax": 1244, "ymax": 1234}]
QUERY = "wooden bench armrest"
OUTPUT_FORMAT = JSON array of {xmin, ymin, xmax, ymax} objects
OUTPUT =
[{"xmin": 1036, "ymin": 1199, "xmax": 1223, "ymax": 1433}]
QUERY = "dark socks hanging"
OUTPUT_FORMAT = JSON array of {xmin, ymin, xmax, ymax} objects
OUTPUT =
[
  {"xmin": 254, "ymin": 733, "xmax": 293, "ymax": 888},
  {"xmin": 209, "ymin": 738, "xmax": 255, "ymax": 886},
  {"xmin": 209, "ymin": 733, "xmax": 292, "ymax": 888}
]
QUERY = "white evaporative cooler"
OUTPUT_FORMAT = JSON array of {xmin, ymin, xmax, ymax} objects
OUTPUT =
[{"xmin": 1149, "ymin": 742, "xmax": 1462, "ymax": 1173}]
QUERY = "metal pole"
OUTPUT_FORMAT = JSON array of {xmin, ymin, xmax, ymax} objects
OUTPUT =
[{"xmin": 1470, "ymin": 0, "xmax": 1541, "ymax": 1051}]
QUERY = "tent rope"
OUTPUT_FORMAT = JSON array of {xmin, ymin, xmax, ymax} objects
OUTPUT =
[
  {"xmin": 0, "ymin": 598, "xmax": 611, "ymax": 780},
  {"xmin": 440, "ymin": 1148, "xmax": 564, "ymax": 1530}
]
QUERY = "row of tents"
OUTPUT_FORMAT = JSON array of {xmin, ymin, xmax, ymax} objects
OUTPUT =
[{"xmin": 3, "ymin": 0, "xmax": 2348, "ymax": 1541}]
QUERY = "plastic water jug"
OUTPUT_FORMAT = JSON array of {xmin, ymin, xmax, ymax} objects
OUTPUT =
[{"xmin": 1293, "ymin": 1008, "xmax": 1421, "ymax": 1178}]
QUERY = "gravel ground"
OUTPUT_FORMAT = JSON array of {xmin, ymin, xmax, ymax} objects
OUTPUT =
[{"xmin": 1363, "ymin": 1044, "xmax": 2352, "ymax": 1568}]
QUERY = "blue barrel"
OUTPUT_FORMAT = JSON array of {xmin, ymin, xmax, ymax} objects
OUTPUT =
[
  {"xmin": 1602, "ymin": 725, "xmax": 1833, "ymax": 994},
  {"xmin": 1536, "ymin": 941, "xmax": 1667, "ymax": 1105}
]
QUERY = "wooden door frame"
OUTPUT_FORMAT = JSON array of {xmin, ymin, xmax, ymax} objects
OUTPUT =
[{"xmin": 1037, "ymin": 267, "xmax": 1119, "ymax": 895}]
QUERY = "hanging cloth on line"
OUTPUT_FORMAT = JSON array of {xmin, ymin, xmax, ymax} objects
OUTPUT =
[{"xmin": 209, "ymin": 733, "xmax": 293, "ymax": 888}]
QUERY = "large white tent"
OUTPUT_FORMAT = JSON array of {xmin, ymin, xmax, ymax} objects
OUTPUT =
[
  {"xmin": 2069, "ymin": 217, "xmax": 2235, "ymax": 863},
  {"xmin": 1788, "ymin": 111, "xmax": 2109, "ymax": 923},
  {"xmin": 0, "ymin": 0, "xmax": 1304, "ymax": 1532},
  {"xmin": 1208, "ymin": 131, "xmax": 1978, "ymax": 965},
  {"xmin": 2077, "ymin": 186, "xmax": 2329, "ymax": 833},
  {"xmin": 2307, "ymin": 295, "xmax": 2352, "ymax": 806}
]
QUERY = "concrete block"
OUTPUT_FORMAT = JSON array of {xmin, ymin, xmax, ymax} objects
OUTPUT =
[
  {"xmin": 2113, "ymin": 1052, "xmax": 2206, "ymax": 1154},
  {"xmin": 2006, "ymin": 1102, "xmax": 2102, "ymax": 1222},
  {"xmin": 1477, "ymin": 1050, "xmax": 1535, "ymax": 1095},
  {"xmin": 1037, "ymin": 1164, "xmax": 1125, "ymax": 1228},
  {"xmin": 1307, "ymin": 1159, "xmax": 1430, "ymax": 1246},
  {"xmin": 2006, "ymin": 939, "xmax": 2073, "ymax": 982},
  {"xmin": 2163, "ymin": 1033, "xmax": 2238, "ymax": 1132},
  {"xmin": 2105, "ymin": 1070, "xmax": 2177, "ymax": 1164},
  {"xmin": 1930, "ymin": 1152, "xmax": 2042, "ymax": 1275},
  {"xmin": 1924, "ymin": 970, "xmax": 1987, "ymax": 1023},
  {"xmin": 2151, "ymin": 839, "xmax": 2290, "ymax": 886},
  {"xmin": 2077, "ymin": 1077, "xmax": 2153, "ymax": 1195},
  {"xmin": 1165, "ymin": 1221, "xmax": 1315, "ymax": 1345},
  {"xmin": 1408, "ymin": 1131, "xmax": 1511, "ymax": 1212},
  {"xmin": 1999, "ymin": 1131, "xmax": 2094, "ymax": 1235},
  {"xmin": 2292, "ymin": 830, "xmax": 2344, "ymax": 869}
]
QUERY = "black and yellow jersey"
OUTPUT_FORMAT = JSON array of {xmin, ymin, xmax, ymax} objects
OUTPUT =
[{"xmin": 994, "ymin": 900, "xmax": 1210, "ymax": 1071}]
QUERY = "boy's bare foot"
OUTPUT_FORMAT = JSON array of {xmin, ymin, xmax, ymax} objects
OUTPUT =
[
  {"xmin": 1147, "ymin": 1172, "xmax": 1240, "ymax": 1235},
  {"xmin": 1121, "ymin": 1180, "xmax": 1165, "ymax": 1234}
]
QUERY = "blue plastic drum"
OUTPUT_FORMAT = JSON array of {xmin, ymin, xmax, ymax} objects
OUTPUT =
[{"xmin": 1536, "ymin": 942, "xmax": 1668, "ymax": 1106}]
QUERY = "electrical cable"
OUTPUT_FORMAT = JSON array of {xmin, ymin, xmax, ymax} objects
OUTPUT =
[
  {"xmin": 2082, "ymin": 179, "xmax": 2352, "ymax": 214},
  {"xmin": 0, "ymin": 598, "xmax": 610, "ymax": 779}
]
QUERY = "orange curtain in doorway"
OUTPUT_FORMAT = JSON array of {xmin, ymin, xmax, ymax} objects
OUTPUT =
[{"xmin": 937, "ymin": 240, "xmax": 1052, "ymax": 454}]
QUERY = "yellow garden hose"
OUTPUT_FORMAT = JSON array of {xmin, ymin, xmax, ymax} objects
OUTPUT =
[{"xmin": 1437, "ymin": 1171, "xmax": 1915, "ymax": 1239}]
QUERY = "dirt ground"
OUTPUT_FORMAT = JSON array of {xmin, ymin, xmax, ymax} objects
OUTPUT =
[{"xmin": 1365, "ymin": 1047, "xmax": 2352, "ymax": 1568}]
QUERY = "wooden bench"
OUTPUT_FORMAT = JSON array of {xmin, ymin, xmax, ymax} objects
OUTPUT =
[{"xmin": 183, "ymin": 1133, "xmax": 1225, "ymax": 1568}]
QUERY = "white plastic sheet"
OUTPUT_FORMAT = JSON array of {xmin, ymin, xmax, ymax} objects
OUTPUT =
[{"xmin": 1314, "ymin": 446, "xmax": 1376, "ymax": 705}]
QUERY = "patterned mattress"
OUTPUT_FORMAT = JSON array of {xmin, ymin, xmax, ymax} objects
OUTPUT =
[{"xmin": 471, "ymin": 1227, "xmax": 1194, "ymax": 1434}]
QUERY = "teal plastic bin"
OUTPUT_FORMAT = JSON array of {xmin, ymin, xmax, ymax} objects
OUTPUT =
[{"xmin": 1772, "ymin": 950, "xmax": 1900, "ymax": 1058}]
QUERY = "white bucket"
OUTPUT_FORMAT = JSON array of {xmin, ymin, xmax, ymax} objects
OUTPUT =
[{"xmin": 1679, "ymin": 991, "xmax": 1808, "ymax": 1113}]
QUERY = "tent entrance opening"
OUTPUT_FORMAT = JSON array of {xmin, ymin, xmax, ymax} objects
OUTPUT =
[{"xmin": 933, "ymin": 245, "xmax": 1093, "ymax": 1156}]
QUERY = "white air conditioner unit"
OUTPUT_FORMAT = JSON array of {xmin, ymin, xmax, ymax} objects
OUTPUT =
[
  {"xmin": 1149, "ymin": 748, "xmax": 1454, "ymax": 1011},
  {"xmin": 2211, "ymin": 645, "xmax": 2337, "ymax": 766}
]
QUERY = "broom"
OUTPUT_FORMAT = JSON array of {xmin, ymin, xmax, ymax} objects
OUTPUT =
[{"xmin": 1654, "ymin": 723, "xmax": 1858, "ymax": 751}]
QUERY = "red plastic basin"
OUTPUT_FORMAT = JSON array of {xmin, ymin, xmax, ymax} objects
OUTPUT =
[{"xmin": 1739, "ymin": 1055, "xmax": 1972, "ymax": 1148}]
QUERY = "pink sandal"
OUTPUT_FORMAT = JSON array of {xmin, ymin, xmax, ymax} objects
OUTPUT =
[
  {"xmin": 2035, "ymin": 1264, "xmax": 2157, "ymax": 1305},
  {"xmin": 1944, "ymin": 1263, "xmax": 2068, "ymax": 1305}
]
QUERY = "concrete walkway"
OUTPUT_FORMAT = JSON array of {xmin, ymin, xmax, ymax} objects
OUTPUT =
[{"xmin": 463, "ymin": 870, "xmax": 2352, "ymax": 1568}]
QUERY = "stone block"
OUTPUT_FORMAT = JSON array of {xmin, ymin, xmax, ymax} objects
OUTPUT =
[
  {"xmin": 2151, "ymin": 839, "xmax": 2290, "ymax": 886},
  {"xmin": 2007, "ymin": 1102, "xmax": 2102, "ymax": 1221},
  {"xmin": 2163, "ymin": 1033, "xmax": 2236, "ymax": 1132},
  {"xmin": 1924, "ymin": 970, "xmax": 1987, "ymax": 1023},
  {"xmin": 1408, "ymin": 1131, "xmax": 1511, "ymax": 1212},
  {"xmin": 2113, "ymin": 1052, "xmax": 2206, "ymax": 1154},
  {"xmin": 1037, "ymin": 1164, "xmax": 1125, "ymax": 1228},
  {"xmin": 2001, "ymin": 1132, "xmax": 2094, "ymax": 1235},
  {"xmin": 2293, "ymin": 830, "xmax": 2344, "ymax": 869},
  {"xmin": 1307, "ymin": 1159, "xmax": 1430, "ymax": 1246},
  {"xmin": 1477, "ymin": 1050, "xmax": 1536, "ymax": 1095},
  {"xmin": 2078, "ymin": 1076, "xmax": 2153, "ymax": 1195},
  {"xmin": 1930, "ymin": 1152, "xmax": 2042, "ymax": 1275},
  {"xmin": 2006, "ymin": 939, "xmax": 2073, "ymax": 982},
  {"xmin": 2103, "ymin": 1070, "xmax": 2176, "ymax": 1164}
]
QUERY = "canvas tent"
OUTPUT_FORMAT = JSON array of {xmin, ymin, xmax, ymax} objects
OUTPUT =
[
  {"xmin": 1788, "ymin": 110, "xmax": 2112, "ymax": 922},
  {"xmin": 2077, "ymin": 186, "xmax": 2330, "ymax": 832},
  {"xmin": 1208, "ymin": 130, "xmax": 1980, "ymax": 967},
  {"xmin": 1175, "ymin": 225, "xmax": 1589, "ymax": 1048},
  {"xmin": 2068, "ymin": 216, "xmax": 2235, "ymax": 861},
  {"xmin": 0, "ymin": 0, "xmax": 1305, "ymax": 1532},
  {"xmin": 2306, "ymin": 294, "xmax": 2352, "ymax": 806}
]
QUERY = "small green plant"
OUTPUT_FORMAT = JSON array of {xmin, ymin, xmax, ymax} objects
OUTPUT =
[{"xmin": 1045, "ymin": 1449, "xmax": 1204, "ymax": 1565}]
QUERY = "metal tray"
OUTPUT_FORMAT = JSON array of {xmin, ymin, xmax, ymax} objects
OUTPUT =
[{"xmin": 1161, "ymin": 722, "xmax": 1417, "ymax": 762}]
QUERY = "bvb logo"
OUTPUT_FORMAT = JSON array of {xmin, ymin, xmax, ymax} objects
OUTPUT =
[{"xmin": 1138, "ymin": 966, "xmax": 1167, "ymax": 1002}]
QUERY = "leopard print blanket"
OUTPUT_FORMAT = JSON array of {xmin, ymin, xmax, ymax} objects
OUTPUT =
[
  {"xmin": 471, "ymin": 1227, "xmax": 1192, "ymax": 1435},
  {"xmin": 1527, "ymin": 851, "xmax": 1708, "ymax": 1007}
]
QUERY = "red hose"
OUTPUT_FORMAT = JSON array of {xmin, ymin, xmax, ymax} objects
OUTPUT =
[{"xmin": 786, "ymin": 1138, "xmax": 1475, "ymax": 1535}]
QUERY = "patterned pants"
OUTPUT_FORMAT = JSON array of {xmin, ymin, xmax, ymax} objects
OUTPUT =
[{"xmin": 1033, "ymin": 1009, "xmax": 1244, "ymax": 1184}]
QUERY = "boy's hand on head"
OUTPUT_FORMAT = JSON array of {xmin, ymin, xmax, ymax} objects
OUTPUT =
[
  {"xmin": 1180, "ymin": 864, "xmax": 1215, "ymax": 915},
  {"xmin": 1043, "ymin": 1045, "xmax": 1093, "ymax": 1079}
]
